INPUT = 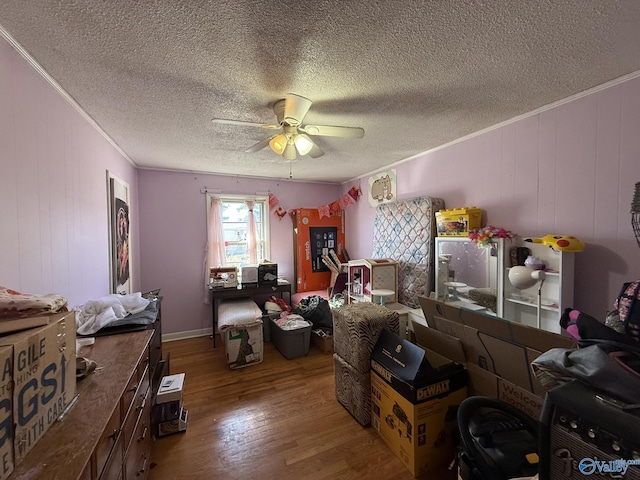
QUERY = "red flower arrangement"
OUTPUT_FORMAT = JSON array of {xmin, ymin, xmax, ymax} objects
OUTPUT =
[{"xmin": 468, "ymin": 226, "xmax": 515, "ymax": 247}]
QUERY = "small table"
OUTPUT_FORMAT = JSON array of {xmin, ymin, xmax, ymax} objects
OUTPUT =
[
  {"xmin": 209, "ymin": 281, "xmax": 292, "ymax": 347},
  {"xmin": 370, "ymin": 289, "xmax": 395, "ymax": 306}
]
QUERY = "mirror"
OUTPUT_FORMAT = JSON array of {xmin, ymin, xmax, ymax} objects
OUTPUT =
[{"xmin": 434, "ymin": 237, "xmax": 504, "ymax": 315}]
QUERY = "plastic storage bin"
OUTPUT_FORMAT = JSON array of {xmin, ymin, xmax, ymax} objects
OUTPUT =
[
  {"xmin": 435, "ymin": 207, "xmax": 482, "ymax": 236},
  {"xmin": 271, "ymin": 318, "xmax": 312, "ymax": 359}
]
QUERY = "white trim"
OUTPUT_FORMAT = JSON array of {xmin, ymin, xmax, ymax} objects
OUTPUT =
[
  {"xmin": 343, "ymin": 69, "xmax": 640, "ymax": 186},
  {"xmin": 162, "ymin": 329, "xmax": 212, "ymax": 342},
  {"xmin": 206, "ymin": 194, "xmax": 271, "ymax": 264},
  {"xmin": 0, "ymin": 24, "xmax": 136, "ymax": 168}
]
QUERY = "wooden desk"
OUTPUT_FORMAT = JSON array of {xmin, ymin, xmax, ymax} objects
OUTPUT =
[{"xmin": 210, "ymin": 281, "xmax": 291, "ymax": 347}]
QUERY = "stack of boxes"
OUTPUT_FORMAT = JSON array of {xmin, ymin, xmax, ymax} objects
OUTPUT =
[
  {"xmin": 154, "ymin": 373, "xmax": 188, "ymax": 437},
  {"xmin": 332, "ymin": 303, "xmax": 399, "ymax": 426}
]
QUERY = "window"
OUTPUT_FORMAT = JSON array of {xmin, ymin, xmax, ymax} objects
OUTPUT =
[{"xmin": 208, "ymin": 195, "xmax": 270, "ymax": 267}]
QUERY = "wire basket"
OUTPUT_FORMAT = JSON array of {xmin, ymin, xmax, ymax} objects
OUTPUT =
[{"xmin": 632, "ymin": 181, "xmax": 640, "ymax": 249}]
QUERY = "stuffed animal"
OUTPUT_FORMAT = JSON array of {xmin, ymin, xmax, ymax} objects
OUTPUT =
[{"xmin": 524, "ymin": 234, "xmax": 585, "ymax": 252}]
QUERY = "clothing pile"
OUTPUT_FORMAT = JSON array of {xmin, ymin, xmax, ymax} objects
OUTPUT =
[
  {"xmin": 74, "ymin": 292, "xmax": 151, "ymax": 335},
  {"xmin": 273, "ymin": 312, "xmax": 311, "ymax": 331}
]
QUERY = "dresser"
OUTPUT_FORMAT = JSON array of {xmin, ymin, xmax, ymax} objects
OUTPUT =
[{"xmin": 10, "ymin": 329, "xmax": 160, "ymax": 480}]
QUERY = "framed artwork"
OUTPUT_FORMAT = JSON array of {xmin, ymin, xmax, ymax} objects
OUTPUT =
[
  {"xmin": 368, "ymin": 168, "xmax": 397, "ymax": 207},
  {"xmin": 107, "ymin": 171, "xmax": 131, "ymax": 294}
]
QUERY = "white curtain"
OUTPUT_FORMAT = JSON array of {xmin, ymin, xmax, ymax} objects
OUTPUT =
[
  {"xmin": 204, "ymin": 198, "xmax": 227, "ymax": 303},
  {"xmin": 246, "ymin": 200, "xmax": 258, "ymax": 264}
]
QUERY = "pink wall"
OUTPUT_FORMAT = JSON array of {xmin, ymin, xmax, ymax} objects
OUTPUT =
[
  {"xmin": 0, "ymin": 36, "xmax": 139, "ymax": 307},
  {"xmin": 345, "ymin": 76, "xmax": 640, "ymax": 318},
  {"xmin": 137, "ymin": 170, "xmax": 340, "ymax": 335}
]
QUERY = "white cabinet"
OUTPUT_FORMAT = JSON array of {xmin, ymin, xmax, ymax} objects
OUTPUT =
[
  {"xmin": 502, "ymin": 239, "xmax": 575, "ymax": 333},
  {"xmin": 434, "ymin": 237, "xmax": 505, "ymax": 316}
]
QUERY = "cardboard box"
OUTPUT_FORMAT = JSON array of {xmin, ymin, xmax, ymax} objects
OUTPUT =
[
  {"xmin": 311, "ymin": 328, "xmax": 333, "ymax": 354},
  {"xmin": 416, "ymin": 297, "xmax": 576, "ymax": 418},
  {"xmin": 435, "ymin": 207, "xmax": 482, "ymax": 236},
  {"xmin": 258, "ymin": 261, "xmax": 278, "ymax": 286},
  {"xmin": 221, "ymin": 323, "xmax": 264, "ymax": 369},
  {"xmin": 370, "ymin": 329, "xmax": 467, "ymax": 477},
  {"xmin": 0, "ymin": 311, "xmax": 76, "ymax": 474},
  {"xmin": 0, "ymin": 344, "xmax": 14, "ymax": 480}
]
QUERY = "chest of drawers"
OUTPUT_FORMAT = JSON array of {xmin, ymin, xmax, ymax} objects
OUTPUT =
[{"xmin": 10, "ymin": 330, "xmax": 156, "ymax": 480}]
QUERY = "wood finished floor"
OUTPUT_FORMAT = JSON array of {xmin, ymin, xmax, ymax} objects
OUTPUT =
[{"xmin": 148, "ymin": 335, "xmax": 454, "ymax": 480}]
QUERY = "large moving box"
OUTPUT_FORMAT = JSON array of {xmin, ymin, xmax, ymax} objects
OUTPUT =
[
  {"xmin": 218, "ymin": 299, "xmax": 264, "ymax": 369},
  {"xmin": 0, "ymin": 311, "xmax": 76, "ymax": 478},
  {"xmin": 417, "ymin": 297, "xmax": 576, "ymax": 418},
  {"xmin": 370, "ymin": 329, "xmax": 467, "ymax": 478}
]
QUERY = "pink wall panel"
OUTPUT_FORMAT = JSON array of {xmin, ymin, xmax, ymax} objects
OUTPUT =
[
  {"xmin": 346, "ymin": 76, "xmax": 640, "ymax": 318},
  {"xmin": 0, "ymin": 37, "xmax": 138, "ymax": 307}
]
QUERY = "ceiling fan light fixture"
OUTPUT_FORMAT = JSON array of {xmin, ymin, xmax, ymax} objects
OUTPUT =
[
  {"xmin": 283, "ymin": 143, "xmax": 297, "ymax": 160},
  {"xmin": 269, "ymin": 133, "xmax": 287, "ymax": 154},
  {"xmin": 294, "ymin": 134, "xmax": 313, "ymax": 155}
]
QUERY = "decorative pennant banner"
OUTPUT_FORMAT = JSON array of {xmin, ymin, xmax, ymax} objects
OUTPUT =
[
  {"xmin": 274, "ymin": 206, "xmax": 287, "ymax": 220},
  {"xmin": 318, "ymin": 204, "xmax": 331, "ymax": 219},
  {"xmin": 270, "ymin": 182, "xmax": 361, "ymax": 222},
  {"xmin": 338, "ymin": 193, "xmax": 353, "ymax": 210},
  {"xmin": 268, "ymin": 193, "xmax": 279, "ymax": 210}
]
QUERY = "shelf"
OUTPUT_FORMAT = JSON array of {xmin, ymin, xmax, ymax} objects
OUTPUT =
[
  {"xmin": 505, "ymin": 297, "xmax": 560, "ymax": 312},
  {"xmin": 505, "ymin": 267, "xmax": 560, "ymax": 276}
]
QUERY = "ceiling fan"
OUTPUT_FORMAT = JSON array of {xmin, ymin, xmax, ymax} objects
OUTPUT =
[{"xmin": 212, "ymin": 94, "xmax": 364, "ymax": 160}]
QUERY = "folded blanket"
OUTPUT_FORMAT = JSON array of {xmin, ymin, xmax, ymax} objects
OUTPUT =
[{"xmin": 0, "ymin": 286, "xmax": 68, "ymax": 319}]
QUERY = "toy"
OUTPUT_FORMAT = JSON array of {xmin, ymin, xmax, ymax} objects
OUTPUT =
[{"xmin": 524, "ymin": 234, "xmax": 585, "ymax": 252}]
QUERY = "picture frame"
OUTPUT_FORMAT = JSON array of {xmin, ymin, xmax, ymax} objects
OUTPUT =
[
  {"xmin": 368, "ymin": 168, "xmax": 396, "ymax": 207},
  {"xmin": 107, "ymin": 171, "xmax": 132, "ymax": 294}
]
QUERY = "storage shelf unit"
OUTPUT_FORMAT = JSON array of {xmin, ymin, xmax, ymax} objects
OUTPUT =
[{"xmin": 502, "ymin": 239, "xmax": 575, "ymax": 333}]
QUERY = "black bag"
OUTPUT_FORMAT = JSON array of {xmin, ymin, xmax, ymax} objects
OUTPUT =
[{"xmin": 292, "ymin": 295, "xmax": 333, "ymax": 329}]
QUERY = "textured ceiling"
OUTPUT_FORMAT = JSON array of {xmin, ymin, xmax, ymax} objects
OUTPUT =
[{"xmin": 2, "ymin": 1, "xmax": 640, "ymax": 183}]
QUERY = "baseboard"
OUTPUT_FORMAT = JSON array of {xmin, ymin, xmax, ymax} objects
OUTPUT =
[{"xmin": 162, "ymin": 328, "xmax": 213, "ymax": 343}]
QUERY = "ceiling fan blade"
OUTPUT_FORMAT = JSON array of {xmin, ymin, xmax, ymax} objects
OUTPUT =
[
  {"xmin": 245, "ymin": 136, "xmax": 272, "ymax": 153},
  {"xmin": 212, "ymin": 118, "xmax": 280, "ymax": 129},
  {"xmin": 283, "ymin": 94, "xmax": 312, "ymax": 126},
  {"xmin": 301, "ymin": 124, "xmax": 365, "ymax": 138}
]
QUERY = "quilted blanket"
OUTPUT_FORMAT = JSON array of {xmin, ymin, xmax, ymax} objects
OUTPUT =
[
  {"xmin": 0, "ymin": 286, "xmax": 68, "ymax": 319},
  {"xmin": 371, "ymin": 196, "xmax": 444, "ymax": 308}
]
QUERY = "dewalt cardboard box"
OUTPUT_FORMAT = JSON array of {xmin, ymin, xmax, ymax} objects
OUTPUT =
[
  {"xmin": 370, "ymin": 329, "xmax": 467, "ymax": 478},
  {"xmin": 0, "ymin": 311, "xmax": 76, "ymax": 474},
  {"xmin": 417, "ymin": 297, "xmax": 576, "ymax": 418}
]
